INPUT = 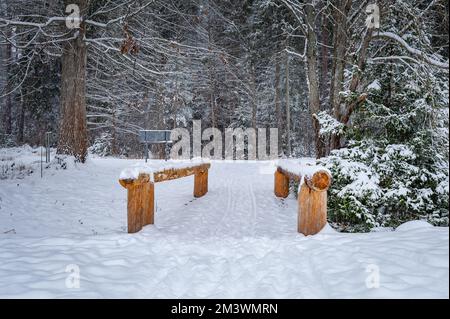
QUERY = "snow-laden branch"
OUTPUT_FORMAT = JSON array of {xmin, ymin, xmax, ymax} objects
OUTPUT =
[
  {"xmin": 285, "ymin": 46, "xmax": 306, "ymax": 59},
  {"xmin": 0, "ymin": 16, "xmax": 66, "ymax": 28},
  {"xmin": 370, "ymin": 55, "xmax": 421, "ymax": 65},
  {"xmin": 373, "ymin": 31, "xmax": 449, "ymax": 70},
  {"xmin": 85, "ymin": 0, "xmax": 154, "ymax": 27},
  {"xmin": 0, "ymin": 1, "xmax": 154, "ymax": 30}
]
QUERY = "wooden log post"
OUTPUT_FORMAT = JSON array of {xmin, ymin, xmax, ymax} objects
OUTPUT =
[
  {"xmin": 298, "ymin": 170, "xmax": 331, "ymax": 236},
  {"xmin": 298, "ymin": 183, "xmax": 327, "ymax": 236},
  {"xmin": 274, "ymin": 170, "xmax": 289, "ymax": 198},
  {"xmin": 194, "ymin": 168, "xmax": 209, "ymax": 198},
  {"xmin": 119, "ymin": 163, "xmax": 210, "ymax": 233},
  {"xmin": 119, "ymin": 173, "xmax": 154, "ymax": 233},
  {"xmin": 142, "ymin": 179, "xmax": 155, "ymax": 226},
  {"xmin": 274, "ymin": 166, "xmax": 331, "ymax": 235}
]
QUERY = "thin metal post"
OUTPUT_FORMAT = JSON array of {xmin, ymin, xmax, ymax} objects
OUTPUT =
[
  {"xmin": 45, "ymin": 132, "xmax": 51, "ymax": 163},
  {"xmin": 145, "ymin": 143, "xmax": 149, "ymax": 163},
  {"xmin": 164, "ymin": 142, "xmax": 170, "ymax": 161},
  {"xmin": 40, "ymin": 145, "xmax": 43, "ymax": 178}
]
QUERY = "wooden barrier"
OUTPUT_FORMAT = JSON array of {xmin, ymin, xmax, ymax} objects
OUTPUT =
[
  {"xmin": 119, "ymin": 163, "xmax": 211, "ymax": 233},
  {"xmin": 274, "ymin": 166, "xmax": 332, "ymax": 236}
]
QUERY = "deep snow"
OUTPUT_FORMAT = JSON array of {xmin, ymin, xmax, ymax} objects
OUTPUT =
[{"xmin": 0, "ymin": 147, "xmax": 448, "ymax": 298}]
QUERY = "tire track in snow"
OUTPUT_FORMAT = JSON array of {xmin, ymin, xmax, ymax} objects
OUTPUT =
[
  {"xmin": 247, "ymin": 182, "xmax": 258, "ymax": 236},
  {"xmin": 209, "ymin": 175, "xmax": 234, "ymax": 235},
  {"xmin": 222, "ymin": 176, "xmax": 235, "ymax": 232}
]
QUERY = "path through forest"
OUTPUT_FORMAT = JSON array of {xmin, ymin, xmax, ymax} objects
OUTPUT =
[{"xmin": 0, "ymin": 150, "xmax": 448, "ymax": 298}]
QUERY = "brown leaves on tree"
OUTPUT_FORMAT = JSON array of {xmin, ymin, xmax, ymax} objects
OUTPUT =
[
  {"xmin": 120, "ymin": 23, "xmax": 139, "ymax": 55},
  {"xmin": 219, "ymin": 53, "xmax": 228, "ymax": 65}
]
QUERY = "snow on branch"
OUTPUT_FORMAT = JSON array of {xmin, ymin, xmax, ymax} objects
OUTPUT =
[
  {"xmin": 373, "ymin": 31, "xmax": 449, "ymax": 70},
  {"xmin": 85, "ymin": 0, "xmax": 154, "ymax": 28},
  {"xmin": 313, "ymin": 111, "xmax": 345, "ymax": 137},
  {"xmin": 0, "ymin": 17, "xmax": 66, "ymax": 28}
]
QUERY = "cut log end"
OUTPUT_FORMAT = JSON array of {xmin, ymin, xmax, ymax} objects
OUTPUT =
[
  {"xmin": 119, "ymin": 173, "xmax": 151, "ymax": 189},
  {"xmin": 119, "ymin": 178, "xmax": 134, "ymax": 189},
  {"xmin": 305, "ymin": 170, "xmax": 332, "ymax": 192}
]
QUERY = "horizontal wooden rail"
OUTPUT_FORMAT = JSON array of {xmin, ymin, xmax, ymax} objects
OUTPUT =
[
  {"xmin": 120, "ymin": 163, "xmax": 210, "ymax": 233},
  {"xmin": 276, "ymin": 167, "xmax": 331, "ymax": 192},
  {"xmin": 274, "ymin": 165, "xmax": 332, "ymax": 236},
  {"xmin": 153, "ymin": 163, "xmax": 211, "ymax": 183}
]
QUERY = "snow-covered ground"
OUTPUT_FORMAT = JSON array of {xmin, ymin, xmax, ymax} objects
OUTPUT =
[{"xmin": 0, "ymin": 147, "xmax": 448, "ymax": 298}]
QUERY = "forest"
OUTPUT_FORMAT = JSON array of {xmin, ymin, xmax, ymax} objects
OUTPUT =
[{"xmin": 1, "ymin": 0, "xmax": 449, "ymax": 231}]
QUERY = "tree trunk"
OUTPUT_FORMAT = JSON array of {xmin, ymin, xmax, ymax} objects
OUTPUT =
[
  {"xmin": 250, "ymin": 62, "xmax": 257, "ymax": 130},
  {"xmin": 154, "ymin": 81, "xmax": 166, "ymax": 159},
  {"xmin": 57, "ymin": 0, "xmax": 88, "ymax": 162},
  {"xmin": 2, "ymin": 25, "xmax": 12, "ymax": 136},
  {"xmin": 210, "ymin": 90, "xmax": 217, "ymax": 128},
  {"xmin": 338, "ymin": 28, "xmax": 373, "ymax": 127},
  {"xmin": 285, "ymin": 52, "xmax": 291, "ymax": 156},
  {"xmin": 320, "ymin": 12, "xmax": 329, "ymax": 101},
  {"xmin": 207, "ymin": 5, "xmax": 217, "ymax": 129},
  {"xmin": 305, "ymin": 4, "xmax": 325, "ymax": 158},
  {"xmin": 329, "ymin": 0, "xmax": 352, "ymax": 151},
  {"xmin": 17, "ymin": 88, "xmax": 25, "ymax": 143},
  {"xmin": 111, "ymin": 108, "xmax": 118, "ymax": 156},
  {"xmin": 274, "ymin": 58, "xmax": 283, "ymax": 154},
  {"xmin": 330, "ymin": 0, "xmax": 352, "ymax": 114}
]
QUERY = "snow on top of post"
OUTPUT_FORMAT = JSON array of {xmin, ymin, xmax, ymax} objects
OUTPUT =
[
  {"xmin": 119, "ymin": 157, "xmax": 210, "ymax": 180},
  {"xmin": 277, "ymin": 159, "xmax": 331, "ymax": 179},
  {"xmin": 119, "ymin": 165, "xmax": 154, "ymax": 181}
]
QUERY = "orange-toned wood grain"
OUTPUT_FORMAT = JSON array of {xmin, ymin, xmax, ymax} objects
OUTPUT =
[
  {"xmin": 120, "ymin": 164, "xmax": 210, "ymax": 233},
  {"xmin": 194, "ymin": 169, "xmax": 208, "ymax": 197},
  {"xmin": 119, "ymin": 173, "xmax": 154, "ymax": 233},
  {"xmin": 298, "ymin": 182, "xmax": 327, "ymax": 235},
  {"xmin": 304, "ymin": 170, "xmax": 332, "ymax": 192},
  {"xmin": 274, "ymin": 170, "xmax": 289, "ymax": 198},
  {"xmin": 142, "ymin": 180, "xmax": 154, "ymax": 226},
  {"xmin": 154, "ymin": 164, "xmax": 211, "ymax": 183},
  {"xmin": 276, "ymin": 167, "xmax": 331, "ymax": 192},
  {"xmin": 125, "ymin": 180, "xmax": 143, "ymax": 234}
]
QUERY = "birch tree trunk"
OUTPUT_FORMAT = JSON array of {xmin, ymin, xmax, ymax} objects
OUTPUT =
[{"xmin": 57, "ymin": 0, "xmax": 88, "ymax": 162}]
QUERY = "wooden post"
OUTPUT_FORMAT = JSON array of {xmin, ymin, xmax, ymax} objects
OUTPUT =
[
  {"xmin": 142, "ymin": 179, "xmax": 155, "ymax": 226},
  {"xmin": 274, "ymin": 170, "xmax": 289, "ymax": 198},
  {"xmin": 127, "ymin": 182, "xmax": 143, "ymax": 233},
  {"xmin": 274, "ymin": 166, "xmax": 331, "ymax": 235},
  {"xmin": 298, "ymin": 182, "xmax": 327, "ymax": 236},
  {"xmin": 120, "ymin": 164, "xmax": 210, "ymax": 233},
  {"xmin": 194, "ymin": 168, "xmax": 208, "ymax": 198},
  {"xmin": 119, "ymin": 173, "xmax": 154, "ymax": 233}
]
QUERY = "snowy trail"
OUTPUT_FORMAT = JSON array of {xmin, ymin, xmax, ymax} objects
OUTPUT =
[{"xmin": 0, "ymin": 155, "xmax": 448, "ymax": 298}]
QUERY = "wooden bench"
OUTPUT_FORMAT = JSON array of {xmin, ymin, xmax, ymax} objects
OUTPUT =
[
  {"xmin": 274, "ymin": 162, "xmax": 332, "ymax": 236},
  {"xmin": 119, "ymin": 162, "xmax": 211, "ymax": 233}
]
